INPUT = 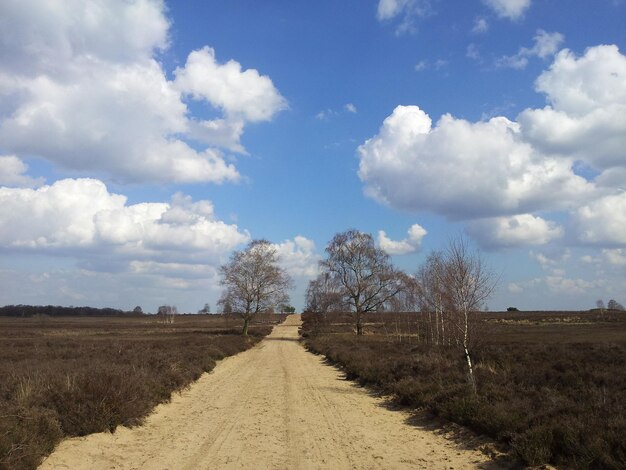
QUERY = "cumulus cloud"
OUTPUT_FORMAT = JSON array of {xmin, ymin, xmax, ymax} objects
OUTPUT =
[
  {"xmin": 573, "ymin": 193, "xmax": 626, "ymax": 245},
  {"xmin": 0, "ymin": 179, "xmax": 249, "ymax": 261},
  {"xmin": 174, "ymin": 47, "xmax": 287, "ymax": 123},
  {"xmin": 378, "ymin": 224, "xmax": 427, "ymax": 255},
  {"xmin": 482, "ymin": 0, "xmax": 531, "ymax": 20},
  {"xmin": 0, "ymin": 155, "xmax": 44, "ymax": 188},
  {"xmin": 359, "ymin": 44, "xmax": 626, "ymax": 250},
  {"xmin": 0, "ymin": 0, "xmax": 285, "ymax": 183},
  {"xmin": 345, "ymin": 103, "xmax": 358, "ymax": 113},
  {"xmin": 497, "ymin": 30, "xmax": 564, "ymax": 69},
  {"xmin": 273, "ymin": 236, "xmax": 321, "ymax": 278},
  {"xmin": 0, "ymin": 0, "xmax": 169, "ymax": 74},
  {"xmin": 519, "ymin": 45, "xmax": 626, "ymax": 172},
  {"xmin": 466, "ymin": 214, "xmax": 563, "ymax": 248},
  {"xmin": 358, "ymin": 105, "xmax": 592, "ymax": 219}
]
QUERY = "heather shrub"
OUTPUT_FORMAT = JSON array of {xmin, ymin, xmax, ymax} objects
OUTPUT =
[
  {"xmin": 0, "ymin": 405, "xmax": 62, "ymax": 470},
  {"xmin": 303, "ymin": 311, "xmax": 626, "ymax": 469},
  {"xmin": 0, "ymin": 314, "xmax": 278, "ymax": 470}
]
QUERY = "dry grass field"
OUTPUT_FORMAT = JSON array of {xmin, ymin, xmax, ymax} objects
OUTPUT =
[
  {"xmin": 0, "ymin": 313, "xmax": 283, "ymax": 470},
  {"xmin": 302, "ymin": 310, "xmax": 626, "ymax": 469}
]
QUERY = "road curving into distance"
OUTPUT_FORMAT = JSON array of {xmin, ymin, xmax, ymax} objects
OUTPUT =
[{"xmin": 40, "ymin": 314, "xmax": 501, "ymax": 470}]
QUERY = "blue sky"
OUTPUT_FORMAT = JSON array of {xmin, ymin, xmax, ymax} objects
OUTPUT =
[{"xmin": 1, "ymin": 0, "xmax": 625, "ymax": 313}]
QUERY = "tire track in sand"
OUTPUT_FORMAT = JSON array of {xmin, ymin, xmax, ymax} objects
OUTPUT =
[{"xmin": 40, "ymin": 315, "xmax": 502, "ymax": 470}]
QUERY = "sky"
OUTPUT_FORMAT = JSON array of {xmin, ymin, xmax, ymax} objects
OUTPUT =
[{"xmin": 1, "ymin": 0, "xmax": 625, "ymax": 313}]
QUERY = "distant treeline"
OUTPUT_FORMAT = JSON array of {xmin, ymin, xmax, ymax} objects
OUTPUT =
[{"xmin": 0, "ymin": 304, "xmax": 140, "ymax": 317}]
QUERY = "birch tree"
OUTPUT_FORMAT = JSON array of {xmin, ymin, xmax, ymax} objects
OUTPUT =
[
  {"xmin": 319, "ymin": 229, "xmax": 405, "ymax": 335},
  {"xmin": 218, "ymin": 240, "xmax": 293, "ymax": 335},
  {"xmin": 442, "ymin": 236, "xmax": 496, "ymax": 394},
  {"xmin": 417, "ymin": 251, "xmax": 447, "ymax": 345},
  {"xmin": 305, "ymin": 272, "xmax": 346, "ymax": 314}
]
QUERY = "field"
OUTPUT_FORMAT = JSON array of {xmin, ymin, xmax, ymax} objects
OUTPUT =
[
  {"xmin": 0, "ymin": 313, "xmax": 284, "ymax": 470},
  {"xmin": 302, "ymin": 310, "xmax": 626, "ymax": 469}
]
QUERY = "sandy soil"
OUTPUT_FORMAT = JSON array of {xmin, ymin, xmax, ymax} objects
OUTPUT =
[{"xmin": 40, "ymin": 315, "xmax": 502, "ymax": 469}]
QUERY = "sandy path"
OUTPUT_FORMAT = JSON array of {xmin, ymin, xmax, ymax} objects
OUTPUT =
[{"xmin": 40, "ymin": 315, "xmax": 499, "ymax": 469}]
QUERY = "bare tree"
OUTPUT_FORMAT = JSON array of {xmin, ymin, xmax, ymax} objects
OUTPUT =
[
  {"xmin": 157, "ymin": 305, "xmax": 177, "ymax": 324},
  {"xmin": 607, "ymin": 299, "xmax": 624, "ymax": 311},
  {"xmin": 442, "ymin": 236, "xmax": 496, "ymax": 394},
  {"xmin": 385, "ymin": 272, "xmax": 421, "ymax": 313},
  {"xmin": 219, "ymin": 240, "xmax": 293, "ymax": 336},
  {"xmin": 319, "ymin": 229, "xmax": 405, "ymax": 335},
  {"xmin": 305, "ymin": 272, "xmax": 346, "ymax": 313},
  {"xmin": 417, "ymin": 251, "xmax": 447, "ymax": 345}
]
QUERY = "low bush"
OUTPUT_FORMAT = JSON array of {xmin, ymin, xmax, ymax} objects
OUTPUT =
[
  {"xmin": 0, "ymin": 315, "xmax": 276, "ymax": 470},
  {"xmin": 303, "ymin": 311, "xmax": 626, "ymax": 469}
]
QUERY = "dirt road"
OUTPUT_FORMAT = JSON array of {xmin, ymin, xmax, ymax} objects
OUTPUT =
[{"xmin": 40, "ymin": 315, "xmax": 498, "ymax": 469}]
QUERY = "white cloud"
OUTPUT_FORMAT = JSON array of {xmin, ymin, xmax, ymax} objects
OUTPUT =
[
  {"xmin": 316, "ymin": 105, "xmax": 357, "ymax": 121},
  {"xmin": 377, "ymin": 0, "xmax": 405, "ymax": 20},
  {"xmin": 273, "ymin": 236, "xmax": 321, "ymax": 278},
  {"xmin": 173, "ymin": 46, "xmax": 287, "ymax": 123},
  {"xmin": 573, "ymin": 192, "xmax": 626, "ymax": 245},
  {"xmin": 530, "ymin": 249, "xmax": 571, "ymax": 268},
  {"xmin": 0, "ymin": 179, "xmax": 249, "ymax": 260},
  {"xmin": 0, "ymin": 1, "xmax": 285, "ymax": 183},
  {"xmin": 359, "ymin": 44, "xmax": 626, "ymax": 251},
  {"xmin": 376, "ymin": 0, "xmax": 433, "ymax": 34},
  {"xmin": 378, "ymin": 223, "xmax": 427, "ymax": 255},
  {"xmin": 316, "ymin": 110, "xmax": 335, "ymax": 120},
  {"xmin": 545, "ymin": 275, "xmax": 601, "ymax": 295},
  {"xmin": 497, "ymin": 30, "xmax": 564, "ymax": 69},
  {"xmin": 519, "ymin": 45, "xmax": 626, "ymax": 172},
  {"xmin": 603, "ymin": 249, "xmax": 626, "ymax": 266},
  {"xmin": 506, "ymin": 277, "xmax": 541, "ymax": 294},
  {"xmin": 0, "ymin": 0, "xmax": 169, "ymax": 74},
  {"xmin": 466, "ymin": 44, "xmax": 481, "ymax": 61},
  {"xmin": 413, "ymin": 59, "xmax": 447, "ymax": 71},
  {"xmin": 472, "ymin": 17, "xmax": 489, "ymax": 34},
  {"xmin": 358, "ymin": 105, "xmax": 592, "ymax": 219},
  {"xmin": 0, "ymin": 155, "xmax": 44, "ymax": 188},
  {"xmin": 466, "ymin": 214, "xmax": 563, "ymax": 248},
  {"xmin": 482, "ymin": 0, "xmax": 531, "ymax": 20},
  {"xmin": 129, "ymin": 261, "xmax": 219, "ymax": 280}
]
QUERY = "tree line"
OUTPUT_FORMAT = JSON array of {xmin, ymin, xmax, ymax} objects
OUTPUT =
[{"xmin": 0, "ymin": 305, "xmax": 139, "ymax": 317}]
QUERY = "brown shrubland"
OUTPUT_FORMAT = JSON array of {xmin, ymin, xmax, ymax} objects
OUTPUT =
[
  {"xmin": 302, "ymin": 310, "xmax": 626, "ymax": 469},
  {"xmin": 0, "ymin": 313, "xmax": 282, "ymax": 470}
]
